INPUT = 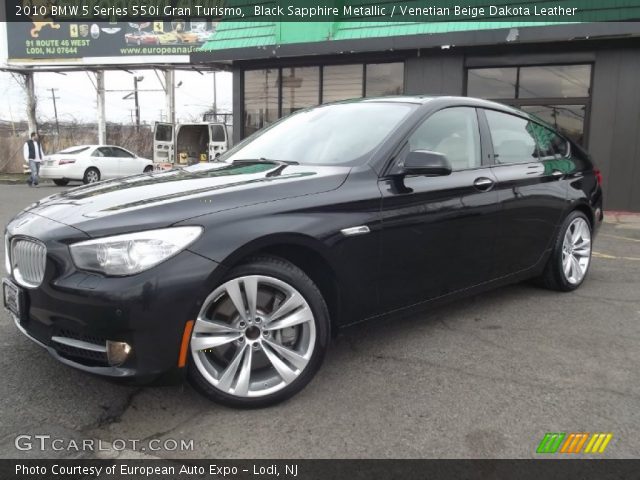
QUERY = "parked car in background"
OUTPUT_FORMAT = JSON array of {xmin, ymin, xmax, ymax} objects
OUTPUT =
[
  {"xmin": 157, "ymin": 31, "xmax": 179, "ymax": 44},
  {"xmin": 4, "ymin": 97, "xmax": 603, "ymax": 407},
  {"xmin": 194, "ymin": 29, "xmax": 212, "ymax": 42},
  {"xmin": 153, "ymin": 121, "xmax": 232, "ymax": 170},
  {"xmin": 176, "ymin": 31, "xmax": 200, "ymax": 43},
  {"xmin": 39, "ymin": 145, "xmax": 153, "ymax": 185},
  {"xmin": 124, "ymin": 31, "xmax": 159, "ymax": 45}
]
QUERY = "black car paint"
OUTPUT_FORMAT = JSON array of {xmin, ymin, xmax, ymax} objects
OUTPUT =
[{"xmin": 4, "ymin": 96, "xmax": 603, "ymax": 381}]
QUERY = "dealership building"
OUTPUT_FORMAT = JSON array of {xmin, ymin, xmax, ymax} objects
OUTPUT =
[{"xmin": 193, "ymin": 13, "xmax": 640, "ymax": 212}]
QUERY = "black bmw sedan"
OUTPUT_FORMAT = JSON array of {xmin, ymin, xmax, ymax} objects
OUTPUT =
[{"xmin": 4, "ymin": 96, "xmax": 603, "ymax": 407}]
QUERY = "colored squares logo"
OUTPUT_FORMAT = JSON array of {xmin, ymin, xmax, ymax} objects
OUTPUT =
[
  {"xmin": 537, "ymin": 433, "xmax": 613, "ymax": 454},
  {"xmin": 584, "ymin": 433, "xmax": 613, "ymax": 453}
]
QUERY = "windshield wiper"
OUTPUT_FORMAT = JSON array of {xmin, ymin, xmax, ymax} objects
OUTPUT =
[{"xmin": 232, "ymin": 158, "xmax": 299, "ymax": 166}]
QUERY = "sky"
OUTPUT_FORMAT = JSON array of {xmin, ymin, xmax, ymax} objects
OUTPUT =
[
  {"xmin": 0, "ymin": 19, "xmax": 232, "ymax": 128},
  {"xmin": 0, "ymin": 68, "xmax": 232, "ymax": 126},
  {"xmin": 0, "ymin": 22, "xmax": 233, "ymax": 127}
]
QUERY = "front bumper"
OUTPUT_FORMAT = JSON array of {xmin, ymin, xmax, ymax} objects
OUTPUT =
[
  {"xmin": 5, "ymin": 215, "xmax": 225, "ymax": 380},
  {"xmin": 10, "ymin": 310, "xmax": 138, "ymax": 377}
]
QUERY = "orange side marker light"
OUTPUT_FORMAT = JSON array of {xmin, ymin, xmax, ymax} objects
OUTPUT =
[{"xmin": 178, "ymin": 320, "xmax": 195, "ymax": 368}]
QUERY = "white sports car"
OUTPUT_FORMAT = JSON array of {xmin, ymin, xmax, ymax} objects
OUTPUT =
[{"xmin": 39, "ymin": 145, "xmax": 154, "ymax": 186}]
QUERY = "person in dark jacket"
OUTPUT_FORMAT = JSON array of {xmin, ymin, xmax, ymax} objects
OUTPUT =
[{"xmin": 23, "ymin": 132, "xmax": 44, "ymax": 187}]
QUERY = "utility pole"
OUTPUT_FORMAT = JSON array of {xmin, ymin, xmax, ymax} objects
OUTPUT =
[
  {"xmin": 134, "ymin": 77, "xmax": 140, "ymax": 131},
  {"xmin": 213, "ymin": 71, "xmax": 217, "ymax": 117},
  {"xmin": 133, "ymin": 75, "xmax": 143, "ymax": 131},
  {"xmin": 50, "ymin": 88, "xmax": 60, "ymax": 136},
  {"xmin": 96, "ymin": 71, "xmax": 106, "ymax": 144},
  {"xmin": 164, "ymin": 69, "xmax": 175, "ymax": 125}
]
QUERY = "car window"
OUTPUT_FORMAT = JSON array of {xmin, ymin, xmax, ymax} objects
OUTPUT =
[
  {"xmin": 225, "ymin": 102, "xmax": 416, "ymax": 166},
  {"xmin": 111, "ymin": 147, "xmax": 135, "ymax": 158},
  {"xmin": 56, "ymin": 146, "xmax": 90, "ymax": 155},
  {"xmin": 92, "ymin": 147, "xmax": 112, "ymax": 157},
  {"xmin": 531, "ymin": 125, "xmax": 569, "ymax": 159},
  {"xmin": 211, "ymin": 125, "xmax": 226, "ymax": 142},
  {"xmin": 156, "ymin": 124, "xmax": 173, "ymax": 142},
  {"xmin": 407, "ymin": 107, "xmax": 481, "ymax": 170},
  {"xmin": 485, "ymin": 110, "xmax": 540, "ymax": 164}
]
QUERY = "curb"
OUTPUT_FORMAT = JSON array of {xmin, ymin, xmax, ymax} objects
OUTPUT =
[
  {"xmin": 0, "ymin": 180, "xmax": 29, "ymax": 185},
  {"xmin": 604, "ymin": 211, "xmax": 640, "ymax": 225},
  {"xmin": 0, "ymin": 180, "xmax": 52, "ymax": 185}
]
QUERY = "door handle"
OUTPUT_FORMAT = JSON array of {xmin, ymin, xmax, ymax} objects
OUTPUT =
[{"xmin": 473, "ymin": 177, "xmax": 495, "ymax": 192}]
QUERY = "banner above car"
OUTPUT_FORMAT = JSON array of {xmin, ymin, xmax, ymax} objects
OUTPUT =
[
  {"xmin": 5, "ymin": 20, "xmax": 218, "ymax": 61},
  {"xmin": 5, "ymin": 0, "xmax": 640, "ymax": 63}
]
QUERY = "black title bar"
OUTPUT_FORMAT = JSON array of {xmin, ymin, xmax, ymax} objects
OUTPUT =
[{"xmin": 4, "ymin": 0, "xmax": 640, "ymax": 23}]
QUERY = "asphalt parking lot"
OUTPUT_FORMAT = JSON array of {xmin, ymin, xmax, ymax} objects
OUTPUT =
[{"xmin": 0, "ymin": 183, "xmax": 638, "ymax": 459}]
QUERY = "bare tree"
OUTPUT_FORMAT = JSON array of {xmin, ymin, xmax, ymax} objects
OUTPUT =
[{"xmin": 11, "ymin": 72, "xmax": 38, "ymax": 135}]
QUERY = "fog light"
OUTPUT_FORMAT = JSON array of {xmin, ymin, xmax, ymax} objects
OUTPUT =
[{"xmin": 106, "ymin": 341, "xmax": 132, "ymax": 366}]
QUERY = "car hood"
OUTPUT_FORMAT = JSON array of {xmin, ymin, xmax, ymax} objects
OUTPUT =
[{"xmin": 20, "ymin": 162, "xmax": 350, "ymax": 237}]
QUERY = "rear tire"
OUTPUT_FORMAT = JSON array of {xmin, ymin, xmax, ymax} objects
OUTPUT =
[
  {"xmin": 83, "ymin": 168, "xmax": 100, "ymax": 184},
  {"xmin": 538, "ymin": 210, "xmax": 592, "ymax": 291},
  {"xmin": 53, "ymin": 179, "xmax": 69, "ymax": 186},
  {"xmin": 188, "ymin": 255, "xmax": 330, "ymax": 408}
]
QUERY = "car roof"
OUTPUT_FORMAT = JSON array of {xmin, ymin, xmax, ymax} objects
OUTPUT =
[
  {"xmin": 343, "ymin": 95, "xmax": 552, "ymax": 126},
  {"xmin": 320, "ymin": 95, "xmax": 565, "ymax": 139},
  {"xmin": 56, "ymin": 145, "xmax": 96, "ymax": 150},
  {"xmin": 57, "ymin": 145, "xmax": 125, "ymax": 151},
  {"xmin": 71, "ymin": 144, "xmax": 128, "ymax": 148},
  {"xmin": 358, "ymin": 95, "xmax": 518, "ymax": 110}
]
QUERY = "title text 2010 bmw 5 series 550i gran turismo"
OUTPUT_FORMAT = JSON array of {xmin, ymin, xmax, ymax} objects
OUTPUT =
[{"xmin": 3, "ymin": 97, "xmax": 603, "ymax": 407}]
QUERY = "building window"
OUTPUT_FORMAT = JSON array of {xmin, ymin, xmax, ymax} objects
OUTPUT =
[
  {"xmin": 467, "ymin": 68, "xmax": 517, "ymax": 99},
  {"xmin": 467, "ymin": 64, "xmax": 592, "ymax": 146},
  {"xmin": 518, "ymin": 65, "xmax": 591, "ymax": 98},
  {"xmin": 366, "ymin": 63, "xmax": 404, "ymax": 97},
  {"xmin": 281, "ymin": 66, "xmax": 320, "ymax": 116},
  {"xmin": 322, "ymin": 64, "xmax": 364, "ymax": 103},
  {"xmin": 242, "ymin": 61, "xmax": 405, "ymax": 138},
  {"xmin": 243, "ymin": 69, "xmax": 279, "ymax": 137}
]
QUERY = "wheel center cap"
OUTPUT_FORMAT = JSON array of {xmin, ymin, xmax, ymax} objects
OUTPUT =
[{"xmin": 245, "ymin": 326, "xmax": 261, "ymax": 340}]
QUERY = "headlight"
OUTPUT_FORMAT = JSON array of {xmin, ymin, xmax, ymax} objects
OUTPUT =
[{"xmin": 69, "ymin": 226, "xmax": 203, "ymax": 276}]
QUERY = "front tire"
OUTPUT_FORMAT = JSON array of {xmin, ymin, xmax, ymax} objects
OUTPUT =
[
  {"xmin": 53, "ymin": 179, "xmax": 69, "ymax": 186},
  {"xmin": 539, "ymin": 211, "xmax": 592, "ymax": 291},
  {"xmin": 187, "ymin": 256, "xmax": 330, "ymax": 408},
  {"xmin": 83, "ymin": 167, "xmax": 100, "ymax": 184}
]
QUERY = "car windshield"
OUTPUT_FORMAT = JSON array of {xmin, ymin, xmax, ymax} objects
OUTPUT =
[
  {"xmin": 56, "ymin": 146, "xmax": 90, "ymax": 155},
  {"xmin": 223, "ymin": 102, "xmax": 416, "ymax": 166}
]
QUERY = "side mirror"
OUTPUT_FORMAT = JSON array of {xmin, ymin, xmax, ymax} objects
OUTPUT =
[{"xmin": 401, "ymin": 150, "xmax": 452, "ymax": 176}]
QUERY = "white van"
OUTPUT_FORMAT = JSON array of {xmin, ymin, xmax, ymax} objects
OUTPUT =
[{"xmin": 153, "ymin": 122, "xmax": 233, "ymax": 170}]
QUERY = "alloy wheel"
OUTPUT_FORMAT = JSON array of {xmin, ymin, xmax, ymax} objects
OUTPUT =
[
  {"xmin": 86, "ymin": 170, "xmax": 99, "ymax": 183},
  {"xmin": 561, "ymin": 217, "xmax": 591, "ymax": 285},
  {"xmin": 190, "ymin": 275, "xmax": 316, "ymax": 398}
]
